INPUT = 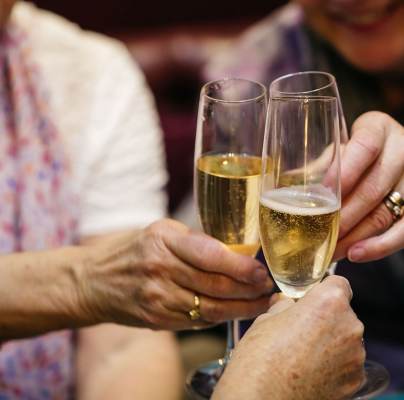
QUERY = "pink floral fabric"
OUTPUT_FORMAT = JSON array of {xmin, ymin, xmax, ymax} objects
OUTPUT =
[{"xmin": 0, "ymin": 23, "xmax": 78, "ymax": 399}]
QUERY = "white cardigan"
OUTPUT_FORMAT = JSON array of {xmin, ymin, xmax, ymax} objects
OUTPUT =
[{"xmin": 11, "ymin": 2, "xmax": 168, "ymax": 236}]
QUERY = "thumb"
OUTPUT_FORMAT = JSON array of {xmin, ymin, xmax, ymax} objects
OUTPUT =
[{"xmin": 266, "ymin": 293, "xmax": 294, "ymax": 316}]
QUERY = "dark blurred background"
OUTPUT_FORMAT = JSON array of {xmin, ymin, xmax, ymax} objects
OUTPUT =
[
  {"xmin": 30, "ymin": 0, "xmax": 285, "ymax": 214},
  {"xmin": 30, "ymin": 0, "xmax": 283, "ymax": 31}
]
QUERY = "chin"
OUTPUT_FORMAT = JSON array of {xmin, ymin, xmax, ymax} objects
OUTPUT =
[{"xmin": 338, "ymin": 46, "xmax": 404, "ymax": 74}]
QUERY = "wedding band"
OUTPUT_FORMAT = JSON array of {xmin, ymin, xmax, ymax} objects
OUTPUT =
[
  {"xmin": 383, "ymin": 191, "xmax": 404, "ymax": 221},
  {"xmin": 188, "ymin": 295, "xmax": 201, "ymax": 321}
]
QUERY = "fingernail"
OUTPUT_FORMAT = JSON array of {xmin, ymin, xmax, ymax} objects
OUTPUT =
[
  {"xmin": 253, "ymin": 268, "xmax": 268, "ymax": 283},
  {"xmin": 348, "ymin": 247, "xmax": 365, "ymax": 262}
]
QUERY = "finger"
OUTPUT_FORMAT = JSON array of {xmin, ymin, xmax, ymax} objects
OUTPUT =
[
  {"xmin": 155, "ymin": 309, "xmax": 215, "ymax": 331},
  {"xmin": 159, "ymin": 287, "xmax": 214, "ymax": 330},
  {"xmin": 322, "ymin": 143, "xmax": 345, "ymax": 190},
  {"xmin": 166, "ymin": 229, "xmax": 268, "ymax": 285},
  {"xmin": 163, "ymin": 285, "xmax": 270, "ymax": 323},
  {"xmin": 266, "ymin": 293, "xmax": 294, "ymax": 316},
  {"xmin": 339, "ymin": 136, "xmax": 403, "ymax": 238},
  {"xmin": 337, "ymin": 365, "xmax": 366, "ymax": 398},
  {"xmin": 288, "ymin": 143, "xmax": 334, "ymax": 181},
  {"xmin": 340, "ymin": 112, "xmax": 387, "ymax": 198},
  {"xmin": 202, "ymin": 297, "xmax": 270, "ymax": 323},
  {"xmin": 137, "ymin": 284, "xmax": 214, "ymax": 331},
  {"xmin": 346, "ymin": 218, "xmax": 404, "ymax": 262},
  {"xmin": 171, "ymin": 256, "xmax": 274, "ymax": 300},
  {"xmin": 306, "ymin": 275, "xmax": 353, "ymax": 302},
  {"xmin": 334, "ymin": 202, "xmax": 394, "ymax": 261}
]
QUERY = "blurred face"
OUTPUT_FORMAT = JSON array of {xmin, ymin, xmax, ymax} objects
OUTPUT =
[
  {"xmin": 296, "ymin": 0, "xmax": 404, "ymax": 73},
  {"xmin": 0, "ymin": 0, "xmax": 15, "ymax": 28}
]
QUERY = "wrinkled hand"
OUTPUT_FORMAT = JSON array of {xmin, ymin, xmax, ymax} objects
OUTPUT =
[
  {"xmin": 78, "ymin": 219, "xmax": 272, "ymax": 330},
  {"xmin": 213, "ymin": 276, "xmax": 365, "ymax": 400},
  {"xmin": 334, "ymin": 112, "xmax": 404, "ymax": 262}
]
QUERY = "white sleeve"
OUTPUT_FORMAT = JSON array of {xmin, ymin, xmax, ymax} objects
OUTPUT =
[{"xmin": 77, "ymin": 46, "xmax": 168, "ymax": 236}]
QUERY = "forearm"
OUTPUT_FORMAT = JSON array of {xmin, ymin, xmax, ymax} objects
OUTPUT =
[
  {"xmin": 76, "ymin": 325, "xmax": 183, "ymax": 400},
  {"xmin": 0, "ymin": 246, "xmax": 93, "ymax": 340}
]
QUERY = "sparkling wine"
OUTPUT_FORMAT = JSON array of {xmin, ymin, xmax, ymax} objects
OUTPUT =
[
  {"xmin": 197, "ymin": 153, "xmax": 261, "ymax": 257},
  {"xmin": 260, "ymin": 185, "xmax": 340, "ymax": 298}
]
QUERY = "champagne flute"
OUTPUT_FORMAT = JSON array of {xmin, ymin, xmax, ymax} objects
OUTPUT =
[
  {"xmin": 186, "ymin": 78, "xmax": 267, "ymax": 399},
  {"xmin": 260, "ymin": 71, "xmax": 389, "ymax": 399},
  {"xmin": 269, "ymin": 71, "xmax": 347, "ymax": 277}
]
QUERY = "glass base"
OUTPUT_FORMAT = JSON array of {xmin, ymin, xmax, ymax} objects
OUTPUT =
[
  {"xmin": 186, "ymin": 358, "xmax": 225, "ymax": 399},
  {"xmin": 276, "ymin": 280, "xmax": 317, "ymax": 299},
  {"xmin": 185, "ymin": 358, "xmax": 389, "ymax": 399},
  {"xmin": 352, "ymin": 360, "xmax": 390, "ymax": 399}
]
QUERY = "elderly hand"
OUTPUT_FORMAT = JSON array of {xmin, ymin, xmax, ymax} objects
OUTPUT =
[
  {"xmin": 213, "ymin": 276, "xmax": 365, "ymax": 400},
  {"xmin": 334, "ymin": 112, "xmax": 404, "ymax": 262},
  {"xmin": 77, "ymin": 219, "xmax": 272, "ymax": 331}
]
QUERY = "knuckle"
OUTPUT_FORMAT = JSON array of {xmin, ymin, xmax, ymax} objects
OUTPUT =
[
  {"xmin": 202, "ymin": 273, "xmax": 226, "ymax": 296},
  {"xmin": 369, "ymin": 206, "xmax": 392, "ymax": 233},
  {"xmin": 353, "ymin": 111, "xmax": 391, "ymax": 137},
  {"xmin": 361, "ymin": 111, "xmax": 391, "ymax": 124},
  {"xmin": 146, "ymin": 218, "xmax": 184, "ymax": 239},
  {"xmin": 146, "ymin": 220, "xmax": 163, "ymax": 234},
  {"xmin": 196, "ymin": 239, "xmax": 229, "ymax": 271},
  {"xmin": 203, "ymin": 239, "xmax": 225, "ymax": 260},
  {"xmin": 142, "ymin": 259, "xmax": 162, "ymax": 277},
  {"xmin": 215, "ymin": 277, "xmax": 237, "ymax": 297},
  {"xmin": 353, "ymin": 320, "xmax": 365, "ymax": 338},
  {"xmin": 367, "ymin": 111, "xmax": 390, "ymax": 121},
  {"xmin": 332, "ymin": 275, "xmax": 350, "ymax": 287},
  {"xmin": 327, "ymin": 275, "xmax": 351, "ymax": 294},
  {"xmin": 195, "ymin": 235, "xmax": 220, "ymax": 265},
  {"xmin": 359, "ymin": 177, "xmax": 384, "ymax": 204},
  {"xmin": 144, "ymin": 222, "xmax": 164, "ymax": 244},
  {"xmin": 319, "ymin": 287, "xmax": 348, "ymax": 311},
  {"xmin": 353, "ymin": 132, "xmax": 381, "ymax": 160},
  {"xmin": 141, "ymin": 281, "xmax": 164, "ymax": 305},
  {"xmin": 204, "ymin": 301, "xmax": 225, "ymax": 322},
  {"xmin": 142, "ymin": 312, "xmax": 157, "ymax": 328}
]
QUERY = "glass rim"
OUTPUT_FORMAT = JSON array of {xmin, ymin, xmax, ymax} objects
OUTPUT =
[
  {"xmin": 201, "ymin": 77, "xmax": 267, "ymax": 104},
  {"xmin": 271, "ymin": 95, "xmax": 338, "ymax": 102},
  {"xmin": 270, "ymin": 71, "xmax": 337, "ymax": 96}
]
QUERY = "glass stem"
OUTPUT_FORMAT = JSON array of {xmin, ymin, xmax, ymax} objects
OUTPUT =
[{"xmin": 224, "ymin": 319, "xmax": 239, "ymax": 364}]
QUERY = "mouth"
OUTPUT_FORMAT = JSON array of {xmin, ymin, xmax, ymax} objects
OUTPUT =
[{"xmin": 327, "ymin": 1, "xmax": 402, "ymax": 31}]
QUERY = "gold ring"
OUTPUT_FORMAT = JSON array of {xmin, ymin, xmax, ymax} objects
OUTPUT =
[
  {"xmin": 383, "ymin": 190, "xmax": 404, "ymax": 222},
  {"xmin": 188, "ymin": 295, "xmax": 201, "ymax": 321}
]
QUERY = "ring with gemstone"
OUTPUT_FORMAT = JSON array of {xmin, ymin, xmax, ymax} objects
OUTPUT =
[
  {"xmin": 188, "ymin": 294, "xmax": 201, "ymax": 321},
  {"xmin": 383, "ymin": 190, "xmax": 404, "ymax": 222}
]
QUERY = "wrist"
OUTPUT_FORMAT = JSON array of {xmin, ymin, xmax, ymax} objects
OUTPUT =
[
  {"xmin": 63, "ymin": 246, "xmax": 100, "ymax": 327},
  {"xmin": 35, "ymin": 246, "xmax": 98, "ymax": 330},
  {"xmin": 72, "ymin": 245, "xmax": 108, "ymax": 326}
]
